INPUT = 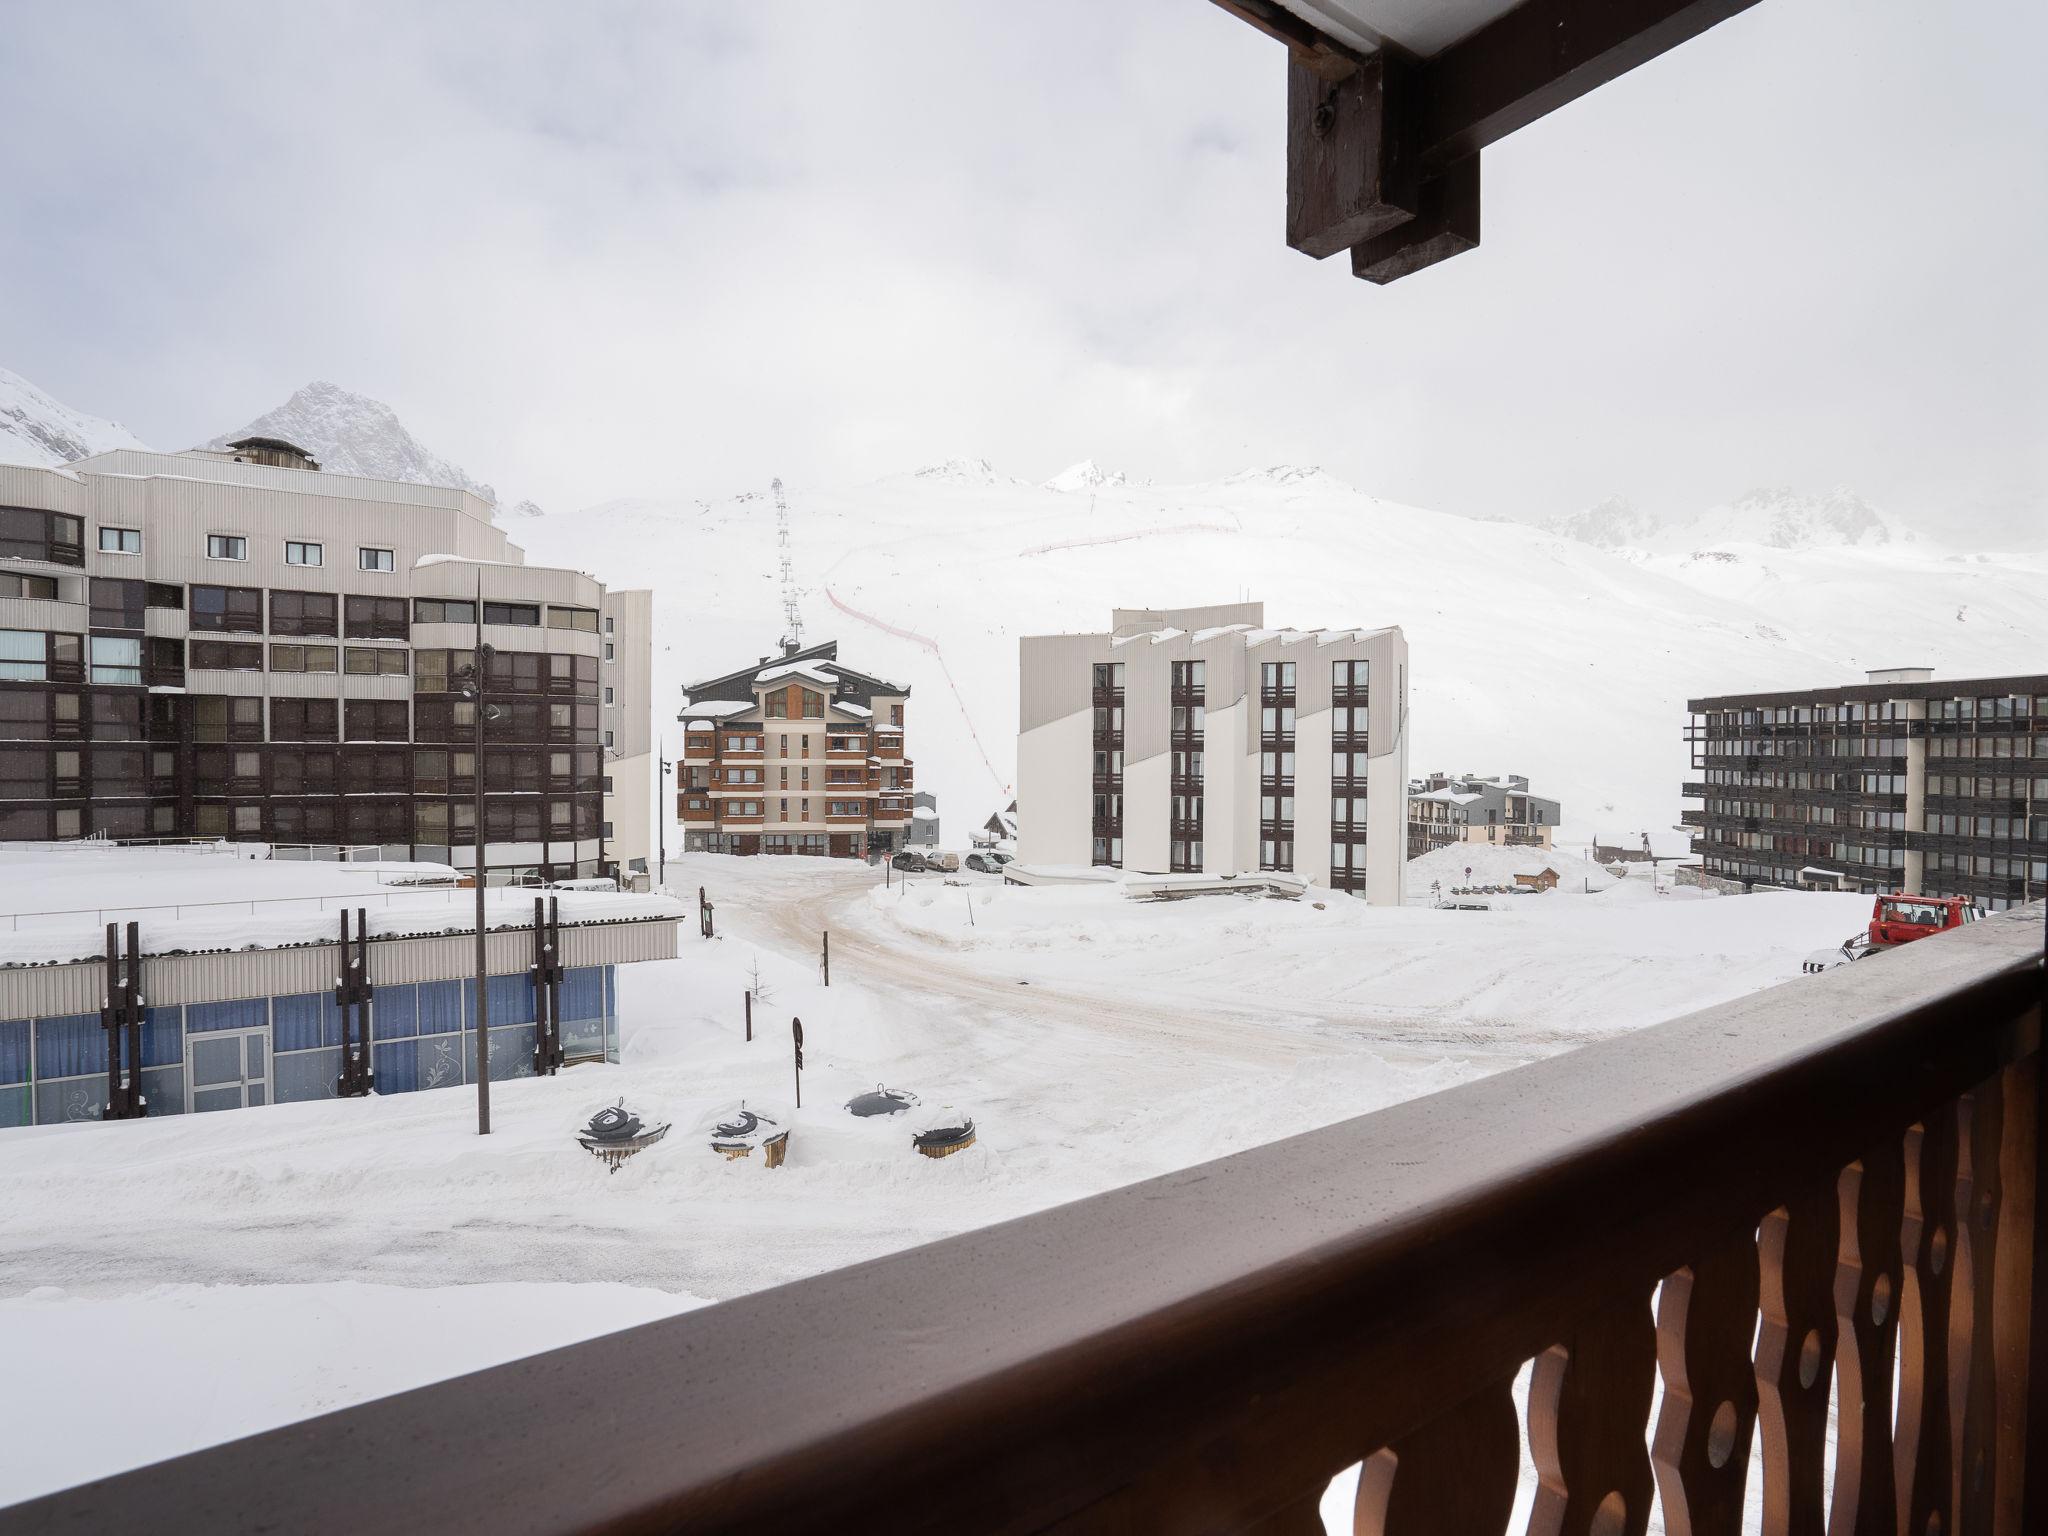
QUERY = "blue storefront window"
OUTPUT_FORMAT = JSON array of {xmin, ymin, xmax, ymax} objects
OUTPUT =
[
  {"xmin": 0, "ymin": 1084, "xmax": 27, "ymax": 1128},
  {"xmin": 417, "ymin": 980, "xmax": 464, "ymax": 1037},
  {"xmin": 273, "ymin": 994, "xmax": 341, "ymax": 1053},
  {"xmin": 142, "ymin": 1007, "xmax": 183, "ymax": 1068},
  {"xmin": 275, "ymin": 1047, "xmax": 341, "ymax": 1104},
  {"xmin": 561, "ymin": 968, "xmax": 603, "ymax": 1023},
  {"xmin": 475, "ymin": 973, "xmax": 536, "ymax": 1027},
  {"xmin": 188, "ymin": 998, "xmax": 268, "ymax": 1035},
  {"xmin": 372, "ymin": 984, "xmax": 418, "ymax": 1040},
  {"xmin": 32, "ymin": 1015, "xmax": 104, "ymax": 1079},
  {"xmin": 0, "ymin": 1020, "xmax": 27, "ymax": 1086},
  {"xmin": 373, "ymin": 1037, "xmax": 419, "ymax": 1095}
]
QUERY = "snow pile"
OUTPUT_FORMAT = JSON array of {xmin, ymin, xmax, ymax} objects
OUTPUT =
[
  {"xmin": 0, "ymin": 365, "xmax": 150, "ymax": 467},
  {"xmin": 2, "ymin": 1281, "xmax": 706, "ymax": 1503},
  {"xmin": 201, "ymin": 380, "xmax": 498, "ymax": 503},
  {"xmin": 1043, "ymin": 459, "xmax": 1126, "ymax": 493},
  {"xmin": 1401, "ymin": 842, "xmax": 1624, "ymax": 903}
]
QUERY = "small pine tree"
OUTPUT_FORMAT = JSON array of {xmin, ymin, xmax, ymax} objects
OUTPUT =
[{"xmin": 748, "ymin": 955, "xmax": 775, "ymax": 1010}]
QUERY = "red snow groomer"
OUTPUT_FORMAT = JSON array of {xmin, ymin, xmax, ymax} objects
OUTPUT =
[
  {"xmin": 1867, "ymin": 892, "xmax": 1978, "ymax": 949},
  {"xmin": 1804, "ymin": 891, "xmax": 1980, "ymax": 973}
]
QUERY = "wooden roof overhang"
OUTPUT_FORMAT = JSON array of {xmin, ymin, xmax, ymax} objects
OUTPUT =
[{"xmin": 1210, "ymin": 0, "xmax": 1761, "ymax": 282}]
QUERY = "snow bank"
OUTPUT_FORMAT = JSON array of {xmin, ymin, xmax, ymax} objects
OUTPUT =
[{"xmin": 1402, "ymin": 842, "xmax": 1623, "ymax": 903}]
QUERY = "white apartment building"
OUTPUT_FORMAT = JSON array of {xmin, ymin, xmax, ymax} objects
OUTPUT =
[
  {"xmin": 1017, "ymin": 603, "xmax": 1409, "ymax": 903},
  {"xmin": 0, "ymin": 437, "xmax": 653, "ymax": 882}
]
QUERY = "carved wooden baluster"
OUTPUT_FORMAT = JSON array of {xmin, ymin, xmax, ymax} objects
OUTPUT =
[
  {"xmin": 1754, "ymin": 1185, "xmax": 1839, "ymax": 1536},
  {"xmin": 1947, "ymin": 1079, "xmax": 2002, "ymax": 1531},
  {"xmin": 1895, "ymin": 1104, "xmax": 1959, "ymax": 1536},
  {"xmin": 1528, "ymin": 1292, "xmax": 1658, "ymax": 1536},
  {"xmin": 1653, "ymin": 1233, "xmax": 1761, "ymax": 1536},
  {"xmin": 1829, "ymin": 1142, "xmax": 1905, "ymax": 1536},
  {"xmin": 1353, "ymin": 1377, "xmax": 1519, "ymax": 1536}
]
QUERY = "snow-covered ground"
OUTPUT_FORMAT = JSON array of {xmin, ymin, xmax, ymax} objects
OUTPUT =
[{"xmin": 0, "ymin": 850, "xmax": 1875, "ymax": 1506}]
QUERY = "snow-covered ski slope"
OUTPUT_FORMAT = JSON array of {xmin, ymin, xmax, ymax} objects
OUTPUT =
[{"xmin": 514, "ymin": 464, "xmax": 2048, "ymax": 841}]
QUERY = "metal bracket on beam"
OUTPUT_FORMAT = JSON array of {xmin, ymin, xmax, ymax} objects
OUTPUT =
[
  {"xmin": 1352, "ymin": 153, "xmax": 1481, "ymax": 285},
  {"xmin": 533, "ymin": 896, "xmax": 565, "ymax": 1076},
  {"xmin": 101, "ymin": 920, "xmax": 146, "ymax": 1120},
  {"xmin": 335, "ymin": 907, "xmax": 374, "ymax": 1098},
  {"xmin": 1287, "ymin": 51, "xmax": 1419, "ymax": 260}
]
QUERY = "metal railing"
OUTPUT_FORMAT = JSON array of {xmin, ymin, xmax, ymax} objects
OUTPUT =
[{"xmin": 9, "ymin": 909, "xmax": 2043, "ymax": 1535}]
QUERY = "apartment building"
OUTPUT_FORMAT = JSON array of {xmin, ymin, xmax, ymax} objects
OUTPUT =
[
  {"xmin": 1016, "ymin": 603, "xmax": 1409, "ymax": 903},
  {"xmin": 1406, "ymin": 771, "xmax": 1560, "ymax": 858},
  {"xmin": 1684, "ymin": 666, "xmax": 2048, "ymax": 910},
  {"xmin": 678, "ymin": 641, "xmax": 913, "ymax": 857},
  {"xmin": 0, "ymin": 441, "xmax": 652, "ymax": 881}
]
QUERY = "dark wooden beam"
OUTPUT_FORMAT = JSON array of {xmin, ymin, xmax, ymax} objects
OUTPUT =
[
  {"xmin": 1418, "ymin": 0, "xmax": 1764, "ymax": 172},
  {"xmin": 1286, "ymin": 51, "xmax": 1419, "ymax": 259},
  {"xmin": 1351, "ymin": 152, "xmax": 1480, "ymax": 284},
  {"xmin": 1210, "ymin": 0, "xmax": 1362, "ymax": 80}
]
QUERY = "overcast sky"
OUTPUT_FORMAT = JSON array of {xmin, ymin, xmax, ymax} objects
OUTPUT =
[{"xmin": 2, "ymin": 0, "xmax": 2042, "ymax": 544}]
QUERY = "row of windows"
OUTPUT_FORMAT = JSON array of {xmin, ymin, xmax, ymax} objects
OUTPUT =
[
  {"xmin": 179, "ymin": 532, "xmax": 396, "ymax": 571},
  {"xmin": 1923, "ymin": 813, "xmax": 2044, "ymax": 841}
]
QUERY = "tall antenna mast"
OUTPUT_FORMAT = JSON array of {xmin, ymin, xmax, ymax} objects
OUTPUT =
[{"xmin": 772, "ymin": 477, "xmax": 803, "ymax": 652}]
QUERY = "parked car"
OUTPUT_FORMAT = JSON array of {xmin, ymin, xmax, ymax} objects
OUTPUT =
[
  {"xmin": 965, "ymin": 851, "xmax": 1011, "ymax": 873},
  {"xmin": 921, "ymin": 850, "xmax": 961, "ymax": 872},
  {"xmin": 891, "ymin": 850, "xmax": 928, "ymax": 872}
]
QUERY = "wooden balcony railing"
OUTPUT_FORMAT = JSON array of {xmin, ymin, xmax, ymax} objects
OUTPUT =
[{"xmin": 12, "ymin": 908, "xmax": 2045, "ymax": 1536}]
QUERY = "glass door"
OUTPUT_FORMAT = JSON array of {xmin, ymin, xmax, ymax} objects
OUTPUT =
[{"xmin": 188, "ymin": 1028, "xmax": 270, "ymax": 1113}]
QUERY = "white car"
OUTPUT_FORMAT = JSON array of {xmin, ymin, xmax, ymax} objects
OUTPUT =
[{"xmin": 1802, "ymin": 933, "xmax": 1871, "ymax": 974}]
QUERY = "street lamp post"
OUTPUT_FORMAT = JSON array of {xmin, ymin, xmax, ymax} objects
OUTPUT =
[
  {"xmin": 658, "ymin": 746, "xmax": 671, "ymax": 890},
  {"xmin": 458, "ymin": 569, "xmax": 498, "ymax": 1136}
]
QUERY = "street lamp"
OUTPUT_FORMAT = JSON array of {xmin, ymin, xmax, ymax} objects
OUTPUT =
[
  {"xmin": 455, "ymin": 576, "xmax": 500, "ymax": 1136},
  {"xmin": 658, "ymin": 746, "xmax": 671, "ymax": 890}
]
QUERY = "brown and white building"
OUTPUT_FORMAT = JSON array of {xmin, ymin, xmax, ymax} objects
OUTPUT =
[
  {"xmin": 1016, "ymin": 603, "xmax": 1409, "ymax": 903},
  {"xmin": 678, "ymin": 641, "xmax": 913, "ymax": 858}
]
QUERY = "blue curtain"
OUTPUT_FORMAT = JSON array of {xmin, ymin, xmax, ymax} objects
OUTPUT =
[
  {"xmin": 272, "ymin": 994, "xmax": 340, "ymax": 1053},
  {"xmin": 561, "ymin": 968, "xmax": 603, "ymax": 1023},
  {"xmin": 187, "ymin": 998, "xmax": 268, "ymax": 1035},
  {"xmin": 32, "ymin": 1014, "xmax": 102, "ymax": 1078},
  {"xmin": 372, "ymin": 984, "xmax": 418, "ymax": 1040},
  {"xmin": 417, "ymin": 981, "xmax": 464, "ymax": 1037},
  {"xmin": 373, "ymin": 1038, "xmax": 420, "ymax": 1094},
  {"xmin": 483, "ymin": 972, "xmax": 535, "ymax": 1026},
  {"xmin": 0, "ymin": 1020, "xmax": 26, "ymax": 1086},
  {"xmin": 142, "ymin": 1007, "xmax": 183, "ymax": 1068}
]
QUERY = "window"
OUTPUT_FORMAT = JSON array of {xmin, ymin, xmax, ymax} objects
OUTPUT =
[
  {"xmin": 344, "ymin": 700, "xmax": 409, "ymax": 741},
  {"xmin": 358, "ymin": 547, "xmax": 395, "ymax": 572},
  {"xmin": 99, "ymin": 527, "xmax": 141, "ymax": 554},
  {"xmin": 192, "ymin": 695, "xmax": 263, "ymax": 742},
  {"xmin": 604, "ymin": 729, "xmax": 615, "ymax": 749},
  {"xmin": 270, "ymin": 698, "xmax": 337, "ymax": 742},
  {"xmin": 285, "ymin": 540, "xmax": 324, "ymax": 567},
  {"xmin": 344, "ymin": 646, "xmax": 408, "ymax": 676},
  {"xmin": 88, "ymin": 636, "xmax": 142, "ymax": 685},
  {"xmin": 89, "ymin": 577, "xmax": 145, "ymax": 630},
  {"xmin": 482, "ymin": 601, "xmax": 540, "ymax": 627},
  {"xmin": 0, "ymin": 507, "xmax": 84, "ymax": 565},
  {"xmin": 343, "ymin": 595, "xmax": 408, "ymax": 640},
  {"xmin": 413, "ymin": 650, "xmax": 450, "ymax": 692},
  {"xmin": 269, "ymin": 643, "xmax": 338, "ymax": 673},
  {"xmin": 766, "ymin": 693, "xmax": 789, "ymax": 719},
  {"xmin": 603, "ymin": 641, "xmax": 615, "ymax": 661},
  {"xmin": 188, "ymin": 639, "xmax": 263, "ymax": 671},
  {"xmin": 890, "ymin": 704, "xmax": 903, "ymax": 726},
  {"xmin": 802, "ymin": 691, "xmax": 824, "ymax": 719},
  {"xmin": 0, "ymin": 572, "xmax": 59, "ymax": 600},
  {"xmin": 207, "ymin": 534, "xmax": 248, "ymax": 561},
  {"xmin": 545, "ymin": 606, "xmax": 599, "ymax": 632},
  {"xmin": 141, "ymin": 582, "xmax": 181, "ymax": 610},
  {"xmin": 414, "ymin": 598, "xmax": 477, "ymax": 625},
  {"xmin": 603, "ymin": 686, "xmax": 615, "ymax": 705},
  {"xmin": 190, "ymin": 585, "xmax": 263, "ymax": 632},
  {"xmin": 0, "ymin": 631, "xmax": 45, "ymax": 681}
]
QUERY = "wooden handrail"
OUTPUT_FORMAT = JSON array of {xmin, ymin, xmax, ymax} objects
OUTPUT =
[{"xmin": 9, "ymin": 909, "xmax": 2043, "ymax": 1535}]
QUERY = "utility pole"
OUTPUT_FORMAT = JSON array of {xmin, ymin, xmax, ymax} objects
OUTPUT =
[
  {"xmin": 658, "ymin": 745, "xmax": 671, "ymax": 889},
  {"xmin": 458, "ymin": 564, "xmax": 499, "ymax": 1136}
]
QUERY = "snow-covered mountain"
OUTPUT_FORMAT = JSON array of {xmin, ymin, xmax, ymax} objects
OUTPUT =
[
  {"xmin": 508, "ymin": 464, "xmax": 2048, "ymax": 848},
  {"xmin": 1548, "ymin": 487, "xmax": 1900, "ymax": 555},
  {"xmin": 1044, "ymin": 459, "xmax": 1127, "ymax": 493},
  {"xmin": 0, "ymin": 366, "xmax": 149, "ymax": 467},
  {"xmin": 202, "ymin": 381, "xmax": 499, "ymax": 504}
]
